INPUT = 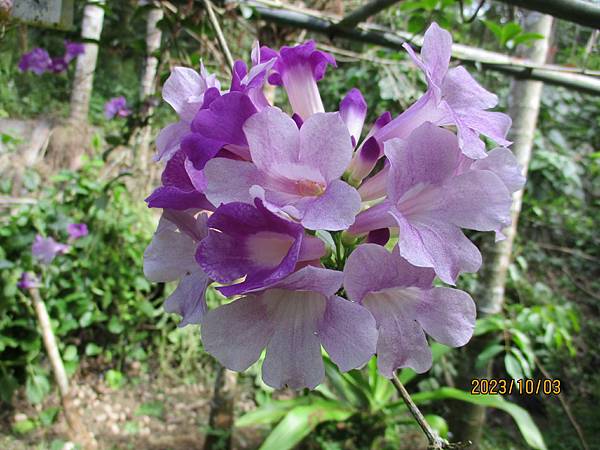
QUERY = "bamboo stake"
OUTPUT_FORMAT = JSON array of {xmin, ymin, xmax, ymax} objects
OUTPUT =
[{"xmin": 28, "ymin": 288, "xmax": 97, "ymax": 449}]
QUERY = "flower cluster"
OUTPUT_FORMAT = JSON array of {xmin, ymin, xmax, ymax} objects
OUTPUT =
[
  {"xmin": 18, "ymin": 41, "xmax": 84, "ymax": 75},
  {"xmin": 144, "ymin": 23, "xmax": 525, "ymax": 389}
]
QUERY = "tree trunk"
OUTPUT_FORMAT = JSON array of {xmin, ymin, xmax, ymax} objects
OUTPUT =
[
  {"xmin": 449, "ymin": 12, "xmax": 554, "ymax": 448},
  {"xmin": 69, "ymin": 0, "xmax": 105, "ymax": 124},
  {"xmin": 137, "ymin": 6, "xmax": 164, "ymax": 177}
]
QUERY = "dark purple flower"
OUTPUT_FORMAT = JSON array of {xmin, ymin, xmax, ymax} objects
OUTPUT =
[
  {"xmin": 64, "ymin": 41, "xmax": 85, "ymax": 62},
  {"xmin": 261, "ymin": 40, "xmax": 336, "ymax": 119},
  {"xmin": 49, "ymin": 57, "xmax": 68, "ymax": 73},
  {"xmin": 67, "ymin": 223, "xmax": 89, "ymax": 240},
  {"xmin": 104, "ymin": 96, "xmax": 132, "ymax": 120},
  {"xmin": 196, "ymin": 199, "xmax": 325, "ymax": 297},
  {"xmin": 17, "ymin": 272, "xmax": 40, "ymax": 290},
  {"xmin": 18, "ymin": 48, "xmax": 52, "ymax": 75},
  {"xmin": 32, "ymin": 235, "xmax": 69, "ymax": 265}
]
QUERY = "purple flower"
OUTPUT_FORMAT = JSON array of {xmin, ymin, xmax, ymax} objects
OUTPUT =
[
  {"xmin": 145, "ymin": 149, "xmax": 214, "ymax": 211},
  {"xmin": 32, "ymin": 235, "xmax": 69, "ymax": 265},
  {"xmin": 230, "ymin": 42, "xmax": 276, "ymax": 111},
  {"xmin": 104, "ymin": 96, "xmax": 131, "ymax": 119},
  {"xmin": 201, "ymin": 266, "xmax": 377, "ymax": 389},
  {"xmin": 17, "ymin": 272, "xmax": 40, "ymax": 290},
  {"xmin": 339, "ymin": 88, "xmax": 367, "ymax": 147},
  {"xmin": 261, "ymin": 40, "xmax": 336, "ymax": 120},
  {"xmin": 155, "ymin": 64, "xmax": 221, "ymax": 161},
  {"xmin": 196, "ymin": 199, "xmax": 325, "ymax": 297},
  {"xmin": 344, "ymin": 244, "xmax": 476, "ymax": 376},
  {"xmin": 49, "ymin": 57, "xmax": 68, "ymax": 73},
  {"xmin": 64, "ymin": 41, "xmax": 85, "ymax": 62},
  {"xmin": 143, "ymin": 211, "xmax": 211, "ymax": 326},
  {"xmin": 375, "ymin": 23, "xmax": 511, "ymax": 159},
  {"xmin": 67, "ymin": 223, "xmax": 89, "ymax": 240},
  {"xmin": 203, "ymin": 107, "xmax": 361, "ymax": 231},
  {"xmin": 18, "ymin": 48, "xmax": 52, "ymax": 75},
  {"xmin": 349, "ymin": 123, "xmax": 514, "ymax": 284}
]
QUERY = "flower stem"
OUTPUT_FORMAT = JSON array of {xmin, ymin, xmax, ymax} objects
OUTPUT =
[{"xmin": 391, "ymin": 372, "xmax": 471, "ymax": 450}]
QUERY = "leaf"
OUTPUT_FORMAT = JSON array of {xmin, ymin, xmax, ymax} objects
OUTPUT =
[
  {"xmin": 105, "ymin": 369, "xmax": 125, "ymax": 389},
  {"xmin": 424, "ymin": 414, "xmax": 448, "ymax": 439},
  {"xmin": 475, "ymin": 344, "xmax": 504, "ymax": 370},
  {"xmin": 108, "ymin": 316, "xmax": 124, "ymax": 334},
  {"xmin": 85, "ymin": 342, "xmax": 102, "ymax": 356},
  {"xmin": 411, "ymin": 388, "xmax": 547, "ymax": 450},
  {"xmin": 39, "ymin": 407, "xmax": 60, "ymax": 426},
  {"xmin": 236, "ymin": 398, "xmax": 311, "ymax": 427},
  {"xmin": 258, "ymin": 401, "xmax": 353, "ymax": 450},
  {"xmin": 513, "ymin": 33, "xmax": 544, "ymax": 46},
  {"xmin": 12, "ymin": 418, "xmax": 37, "ymax": 434},
  {"xmin": 483, "ymin": 20, "xmax": 503, "ymax": 41},
  {"xmin": 26, "ymin": 373, "xmax": 51, "ymax": 404},
  {"xmin": 500, "ymin": 22, "xmax": 522, "ymax": 46},
  {"xmin": 62, "ymin": 345, "xmax": 78, "ymax": 362},
  {"xmin": 504, "ymin": 353, "xmax": 525, "ymax": 381},
  {"xmin": 135, "ymin": 401, "xmax": 164, "ymax": 418}
]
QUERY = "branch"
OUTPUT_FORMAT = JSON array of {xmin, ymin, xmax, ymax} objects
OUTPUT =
[
  {"xmin": 202, "ymin": 0, "xmax": 235, "ymax": 71},
  {"xmin": 335, "ymin": 0, "xmax": 403, "ymax": 29},
  {"xmin": 493, "ymin": 0, "xmax": 600, "ymax": 29},
  {"xmin": 239, "ymin": 0, "xmax": 600, "ymax": 95},
  {"xmin": 391, "ymin": 373, "xmax": 471, "ymax": 449}
]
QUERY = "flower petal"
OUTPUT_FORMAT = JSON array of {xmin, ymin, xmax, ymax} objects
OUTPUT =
[
  {"xmin": 300, "ymin": 179, "xmax": 361, "ymax": 231},
  {"xmin": 164, "ymin": 269, "xmax": 210, "ymax": 327},
  {"xmin": 155, "ymin": 121, "xmax": 190, "ymax": 161},
  {"xmin": 317, "ymin": 295, "xmax": 377, "ymax": 372},
  {"xmin": 472, "ymin": 147, "xmax": 525, "ymax": 193},
  {"xmin": 203, "ymin": 158, "xmax": 262, "ymax": 206}
]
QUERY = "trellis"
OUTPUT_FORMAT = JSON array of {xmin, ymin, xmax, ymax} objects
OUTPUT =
[{"xmin": 233, "ymin": 0, "xmax": 600, "ymax": 95}]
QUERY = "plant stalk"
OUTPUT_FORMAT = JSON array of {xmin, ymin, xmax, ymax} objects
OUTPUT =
[{"xmin": 201, "ymin": 0, "xmax": 235, "ymax": 72}]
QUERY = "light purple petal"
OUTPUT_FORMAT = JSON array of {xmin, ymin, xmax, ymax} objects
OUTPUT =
[
  {"xmin": 443, "ymin": 66, "xmax": 498, "ymax": 110},
  {"xmin": 299, "ymin": 179, "xmax": 361, "ymax": 231},
  {"xmin": 267, "ymin": 266, "xmax": 343, "ymax": 297},
  {"xmin": 164, "ymin": 269, "xmax": 210, "ymax": 327},
  {"xmin": 343, "ymin": 244, "xmax": 434, "ymax": 303},
  {"xmin": 472, "ymin": 147, "xmax": 525, "ymax": 193},
  {"xmin": 155, "ymin": 121, "xmax": 190, "ymax": 161},
  {"xmin": 420, "ymin": 23, "xmax": 452, "ymax": 88},
  {"xmin": 414, "ymin": 287, "xmax": 476, "ymax": 347},
  {"xmin": 363, "ymin": 288, "xmax": 432, "ymax": 377},
  {"xmin": 299, "ymin": 112, "xmax": 353, "ymax": 182},
  {"xmin": 243, "ymin": 107, "xmax": 300, "ymax": 174},
  {"xmin": 201, "ymin": 295, "xmax": 274, "ymax": 371},
  {"xmin": 317, "ymin": 295, "xmax": 377, "ymax": 372},
  {"xmin": 203, "ymin": 158, "xmax": 261, "ymax": 206},
  {"xmin": 261, "ymin": 289, "xmax": 326, "ymax": 389},
  {"xmin": 143, "ymin": 216, "xmax": 198, "ymax": 282}
]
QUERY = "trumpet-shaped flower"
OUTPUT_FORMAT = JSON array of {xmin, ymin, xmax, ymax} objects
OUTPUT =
[
  {"xmin": 17, "ymin": 272, "xmax": 40, "ymax": 290},
  {"xmin": 104, "ymin": 96, "xmax": 131, "ymax": 119},
  {"xmin": 196, "ymin": 199, "xmax": 325, "ymax": 296},
  {"xmin": 155, "ymin": 64, "xmax": 221, "ymax": 161},
  {"xmin": 32, "ymin": 235, "xmax": 69, "ymax": 265},
  {"xmin": 201, "ymin": 266, "xmax": 377, "ymax": 389},
  {"xmin": 262, "ymin": 41, "xmax": 336, "ymax": 120},
  {"xmin": 344, "ymin": 244, "xmax": 476, "ymax": 376},
  {"xmin": 143, "ymin": 211, "xmax": 210, "ymax": 326},
  {"xmin": 375, "ymin": 23, "xmax": 511, "ymax": 159},
  {"xmin": 67, "ymin": 223, "xmax": 88, "ymax": 240},
  {"xmin": 349, "ymin": 123, "xmax": 513, "ymax": 283},
  {"xmin": 203, "ymin": 107, "xmax": 361, "ymax": 231},
  {"xmin": 18, "ymin": 48, "xmax": 52, "ymax": 75}
]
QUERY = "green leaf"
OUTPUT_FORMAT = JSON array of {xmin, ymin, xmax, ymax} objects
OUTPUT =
[
  {"xmin": 424, "ymin": 414, "xmax": 448, "ymax": 439},
  {"xmin": 135, "ymin": 401, "xmax": 164, "ymax": 418},
  {"xmin": 505, "ymin": 353, "xmax": 525, "ymax": 380},
  {"xmin": 62, "ymin": 345, "xmax": 78, "ymax": 362},
  {"xmin": 258, "ymin": 401, "xmax": 353, "ymax": 450},
  {"xmin": 108, "ymin": 316, "xmax": 124, "ymax": 334},
  {"xmin": 105, "ymin": 369, "xmax": 125, "ymax": 389},
  {"xmin": 12, "ymin": 418, "xmax": 37, "ymax": 434},
  {"xmin": 26, "ymin": 374, "xmax": 51, "ymax": 404},
  {"xmin": 39, "ymin": 407, "xmax": 60, "ymax": 426},
  {"xmin": 500, "ymin": 22, "xmax": 522, "ymax": 46},
  {"xmin": 475, "ymin": 344, "xmax": 504, "ymax": 370},
  {"xmin": 85, "ymin": 342, "xmax": 102, "ymax": 356},
  {"xmin": 411, "ymin": 388, "xmax": 547, "ymax": 450},
  {"xmin": 513, "ymin": 33, "xmax": 544, "ymax": 46},
  {"xmin": 236, "ymin": 398, "xmax": 310, "ymax": 427}
]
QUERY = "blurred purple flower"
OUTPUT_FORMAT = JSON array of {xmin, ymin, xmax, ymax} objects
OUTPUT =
[
  {"xmin": 67, "ymin": 223, "xmax": 89, "ymax": 240},
  {"xmin": 32, "ymin": 235, "xmax": 69, "ymax": 265},
  {"xmin": 64, "ymin": 41, "xmax": 85, "ymax": 62},
  {"xmin": 17, "ymin": 272, "xmax": 40, "ymax": 290},
  {"xmin": 18, "ymin": 48, "xmax": 52, "ymax": 75},
  {"xmin": 104, "ymin": 96, "xmax": 131, "ymax": 119}
]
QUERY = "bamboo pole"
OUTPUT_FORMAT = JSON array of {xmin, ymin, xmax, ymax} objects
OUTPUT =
[
  {"xmin": 335, "ymin": 0, "xmax": 403, "ymax": 29},
  {"xmin": 238, "ymin": 0, "xmax": 600, "ymax": 95},
  {"xmin": 493, "ymin": 0, "xmax": 600, "ymax": 29}
]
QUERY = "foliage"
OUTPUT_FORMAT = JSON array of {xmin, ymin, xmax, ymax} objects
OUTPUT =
[
  {"xmin": 0, "ymin": 159, "xmax": 163, "ymax": 405},
  {"xmin": 238, "ymin": 347, "xmax": 546, "ymax": 450}
]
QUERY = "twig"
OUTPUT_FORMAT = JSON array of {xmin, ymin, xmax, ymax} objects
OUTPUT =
[
  {"xmin": 535, "ymin": 242, "xmax": 599, "ymax": 263},
  {"xmin": 201, "ymin": 0, "xmax": 235, "ymax": 71},
  {"xmin": 391, "ymin": 372, "xmax": 471, "ymax": 449},
  {"xmin": 535, "ymin": 357, "xmax": 589, "ymax": 450}
]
